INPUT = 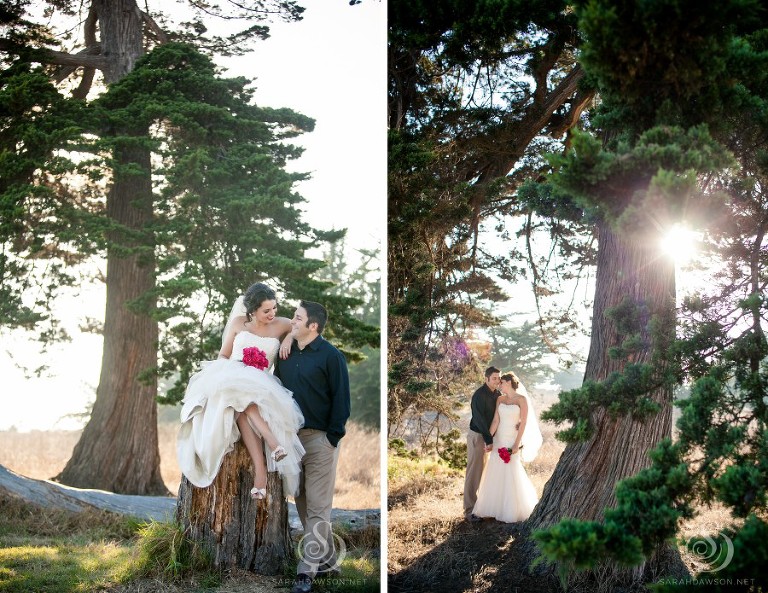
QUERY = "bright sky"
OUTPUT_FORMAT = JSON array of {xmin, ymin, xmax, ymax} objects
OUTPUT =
[
  {"xmin": 233, "ymin": 1, "xmax": 386, "ymax": 255},
  {"xmin": 0, "ymin": 1, "xmax": 386, "ymax": 431}
]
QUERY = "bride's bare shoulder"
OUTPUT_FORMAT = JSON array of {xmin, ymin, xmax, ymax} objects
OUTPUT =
[
  {"xmin": 226, "ymin": 315, "xmax": 249, "ymax": 334},
  {"xmin": 274, "ymin": 316, "xmax": 292, "ymax": 334}
]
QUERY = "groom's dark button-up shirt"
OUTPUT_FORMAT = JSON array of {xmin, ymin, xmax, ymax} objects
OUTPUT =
[
  {"xmin": 469, "ymin": 384, "xmax": 500, "ymax": 445},
  {"xmin": 275, "ymin": 335, "xmax": 350, "ymax": 447}
]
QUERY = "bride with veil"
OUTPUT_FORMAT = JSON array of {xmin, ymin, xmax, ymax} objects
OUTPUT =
[
  {"xmin": 177, "ymin": 283, "xmax": 305, "ymax": 500},
  {"xmin": 472, "ymin": 371, "xmax": 542, "ymax": 522}
]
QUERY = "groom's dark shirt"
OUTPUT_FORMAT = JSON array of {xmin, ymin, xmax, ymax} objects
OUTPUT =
[
  {"xmin": 469, "ymin": 383, "xmax": 499, "ymax": 446},
  {"xmin": 274, "ymin": 335, "xmax": 350, "ymax": 447}
]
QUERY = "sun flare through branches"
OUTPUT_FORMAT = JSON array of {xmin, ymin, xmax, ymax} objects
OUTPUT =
[{"xmin": 660, "ymin": 223, "xmax": 698, "ymax": 265}]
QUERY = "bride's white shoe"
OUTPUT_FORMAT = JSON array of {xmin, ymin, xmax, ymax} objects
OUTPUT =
[{"xmin": 271, "ymin": 445, "xmax": 287, "ymax": 462}]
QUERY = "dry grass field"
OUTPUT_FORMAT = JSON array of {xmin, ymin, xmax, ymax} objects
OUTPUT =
[
  {"xmin": 0, "ymin": 420, "xmax": 380, "ymax": 510},
  {"xmin": 388, "ymin": 412, "xmax": 736, "ymax": 593}
]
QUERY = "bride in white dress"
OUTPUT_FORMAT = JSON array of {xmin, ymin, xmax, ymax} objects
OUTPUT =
[
  {"xmin": 473, "ymin": 372, "xmax": 542, "ymax": 522},
  {"xmin": 177, "ymin": 283, "xmax": 305, "ymax": 499}
]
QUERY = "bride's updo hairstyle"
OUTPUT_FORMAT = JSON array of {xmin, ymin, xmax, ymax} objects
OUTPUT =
[
  {"xmin": 243, "ymin": 282, "xmax": 277, "ymax": 322},
  {"xmin": 500, "ymin": 372, "xmax": 520, "ymax": 389}
]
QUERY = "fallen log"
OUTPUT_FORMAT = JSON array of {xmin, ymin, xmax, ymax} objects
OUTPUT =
[
  {"xmin": 0, "ymin": 463, "xmax": 176, "ymax": 521},
  {"xmin": 0, "ymin": 464, "xmax": 379, "ymax": 533}
]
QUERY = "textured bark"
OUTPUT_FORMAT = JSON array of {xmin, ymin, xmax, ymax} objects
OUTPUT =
[
  {"xmin": 529, "ymin": 219, "xmax": 676, "ymax": 529},
  {"xmin": 176, "ymin": 443, "xmax": 293, "ymax": 574},
  {"xmin": 58, "ymin": 137, "xmax": 167, "ymax": 495},
  {"xmin": 95, "ymin": 0, "xmax": 145, "ymax": 84}
]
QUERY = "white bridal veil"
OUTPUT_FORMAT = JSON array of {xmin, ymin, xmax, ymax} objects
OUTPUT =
[
  {"xmin": 515, "ymin": 380, "xmax": 544, "ymax": 463},
  {"xmin": 221, "ymin": 295, "xmax": 247, "ymax": 348}
]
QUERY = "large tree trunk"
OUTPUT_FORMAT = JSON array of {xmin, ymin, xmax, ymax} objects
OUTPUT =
[
  {"xmin": 524, "ymin": 219, "xmax": 678, "ymax": 584},
  {"xmin": 57, "ymin": 137, "xmax": 167, "ymax": 495},
  {"xmin": 531, "ymin": 220, "xmax": 676, "ymax": 526},
  {"xmin": 176, "ymin": 443, "xmax": 293, "ymax": 574},
  {"xmin": 56, "ymin": 0, "xmax": 166, "ymax": 495},
  {"xmin": 94, "ymin": 0, "xmax": 145, "ymax": 85}
]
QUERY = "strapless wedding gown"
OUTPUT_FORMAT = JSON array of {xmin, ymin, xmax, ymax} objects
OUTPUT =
[
  {"xmin": 473, "ymin": 403, "xmax": 538, "ymax": 522},
  {"xmin": 177, "ymin": 332, "xmax": 304, "ymax": 496}
]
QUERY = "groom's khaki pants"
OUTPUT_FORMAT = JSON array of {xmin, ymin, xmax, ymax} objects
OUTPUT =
[
  {"xmin": 463, "ymin": 429, "xmax": 488, "ymax": 517},
  {"xmin": 296, "ymin": 428, "xmax": 340, "ymax": 578}
]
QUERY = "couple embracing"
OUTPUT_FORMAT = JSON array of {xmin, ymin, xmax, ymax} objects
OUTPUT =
[
  {"xmin": 177, "ymin": 282, "xmax": 349, "ymax": 593},
  {"xmin": 464, "ymin": 366, "xmax": 542, "ymax": 523}
]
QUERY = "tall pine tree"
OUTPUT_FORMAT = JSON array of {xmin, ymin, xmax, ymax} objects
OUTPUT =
[
  {"xmin": 0, "ymin": 2, "xmax": 377, "ymax": 500},
  {"xmin": 532, "ymin": 2, "xmax": 768, "ymax": 587}
]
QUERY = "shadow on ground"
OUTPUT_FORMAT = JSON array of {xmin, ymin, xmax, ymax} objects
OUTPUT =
[{"xmin": 388, "ymin": 518, "xmax": 556, "ymax": 593}]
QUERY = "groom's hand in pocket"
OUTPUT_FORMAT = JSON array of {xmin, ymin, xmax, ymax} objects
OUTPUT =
[{"xmin": 484, "ymin": 443, "xmax": 492, "ymax": 453}]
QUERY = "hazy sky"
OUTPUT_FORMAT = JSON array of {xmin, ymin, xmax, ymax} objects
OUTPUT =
[
  {"xmin": 235, "ymin": 1, "xmax": 386, "ymax": 256},
  {"xmin": 0, "ymin": 1, "xmax": 386, "ymax": 431}
]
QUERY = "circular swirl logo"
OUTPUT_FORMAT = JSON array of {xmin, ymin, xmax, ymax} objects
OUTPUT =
[
  {"xmin": 297, "ymin": 521, "xmax": 347, "ymax": 573},
  {"xmin": 686, "ymin": 534, "xmax": 734, "ymax": 572}
]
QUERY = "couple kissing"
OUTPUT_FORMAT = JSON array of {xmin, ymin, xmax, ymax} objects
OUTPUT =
[{"xmin": 464, "ymin": 366, "xmax": 542, "ymax": 524}]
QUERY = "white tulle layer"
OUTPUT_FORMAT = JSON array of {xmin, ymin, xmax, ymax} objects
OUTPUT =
[
  {"xmin": 177, "ymin": 358, "xmax": 305, "ymax": 496},
  {"xmin": 473, "ymin": 404, "xmax": 538, "ymax": 522}
]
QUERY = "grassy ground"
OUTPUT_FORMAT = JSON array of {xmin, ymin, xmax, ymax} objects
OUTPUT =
[
  {"xmin": 0, "ymin": 421, "xmax": 380, "ymax": 592},
  {"xmin": 0, "ymin": 494, "xmax": 380, "ymax": 593},
  {"xmin": 0, "ymin": 495, "xmax": 139, "ymax": 593},
  {"xmin": 387, "ymin": 425, "xmax": 736, "ymax": 593}
]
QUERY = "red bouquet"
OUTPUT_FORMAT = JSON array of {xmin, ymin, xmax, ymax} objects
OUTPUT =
[
  {"xmin": 242, "ymin": 346, "xmax": 269, "ymax": 371},
  {"xmin": 498, "ymin": 447, "xmax": 512, "ymax": 463}
]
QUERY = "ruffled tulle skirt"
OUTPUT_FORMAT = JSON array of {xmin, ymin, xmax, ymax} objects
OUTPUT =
[
  {"xmin": 177, "ymin": 358, "xmax": 305, "ymax": 496},
  {"xmin": 473, "ymin": 445, "xmax": 538, "ymax": 523}
]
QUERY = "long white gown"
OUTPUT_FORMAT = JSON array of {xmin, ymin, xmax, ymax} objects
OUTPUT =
[
  {"xmin": 177, "ymin": 332, "xmax": 305, "ymax": 496},
  {"xmin": 473, "ymin": 403, "xmax": 539, "ymax": 522}
]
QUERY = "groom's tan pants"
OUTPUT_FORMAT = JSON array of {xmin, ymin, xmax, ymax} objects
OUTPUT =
[
  {"xmin": 296, "ymin": 428, "xmax": 340, "ymax": 578},
  {"xmin": 463, "ymin": 429, "xmax": 488, "ymax": 517}
]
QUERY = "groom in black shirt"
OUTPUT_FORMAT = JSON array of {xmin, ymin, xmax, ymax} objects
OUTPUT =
[
  {"xmin": 463, "ymin": 366, "xmax": 501, "ymax": 522},
  {"xmin": 275, "ymin": 301, "xmax": 350, "ymax": 593}
]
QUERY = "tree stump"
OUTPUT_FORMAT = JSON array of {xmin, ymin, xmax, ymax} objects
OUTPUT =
[{"xmin": 176, "ymin": 442, "xmax": 292, "ymax": 574}]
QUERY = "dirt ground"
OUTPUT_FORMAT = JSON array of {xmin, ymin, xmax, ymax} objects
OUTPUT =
[
  {"xmin": 389, "ymin": 518, "xmax": 553, "ymax": 593},
  {"xmin": 387, "ymin": 452, "xmax": 728, "ymax": 593}
]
